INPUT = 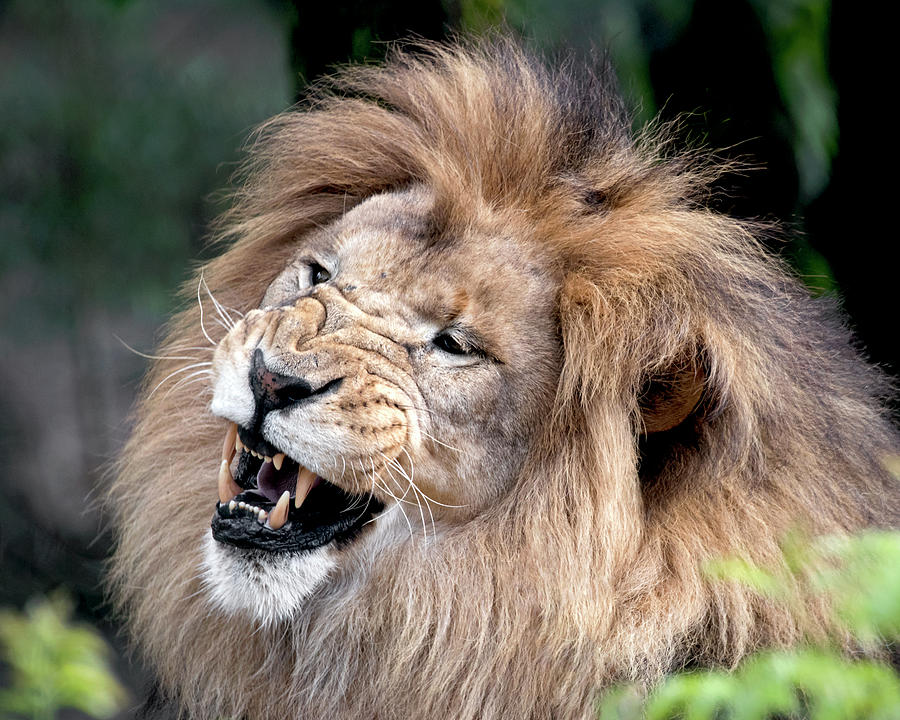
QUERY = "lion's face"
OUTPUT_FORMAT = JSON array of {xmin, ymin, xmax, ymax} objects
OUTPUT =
[{"xmin": 203, "ymin": 185, "xmax": 560, "ymax": 622}]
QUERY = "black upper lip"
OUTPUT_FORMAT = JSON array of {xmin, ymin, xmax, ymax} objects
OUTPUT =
[{"xmin": 236, "ymin": 425, "xmax": 281, "ymax": 463}]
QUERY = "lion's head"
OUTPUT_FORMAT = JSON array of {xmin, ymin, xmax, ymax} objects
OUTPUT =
[{"xmin": 110, "ymin": 38, "xmax": 898, "ymax": 719}]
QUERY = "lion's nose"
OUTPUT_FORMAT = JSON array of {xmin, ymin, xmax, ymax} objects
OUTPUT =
[{"xmin": 249, "ymin": 348, "xmax": 342, "ymax": 416}]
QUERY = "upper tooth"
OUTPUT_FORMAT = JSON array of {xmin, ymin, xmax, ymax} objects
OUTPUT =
[
  {"xmin": 235, "ymin": 434, "xmax": 244, "ymax": 453},
  {"xmin": 268, "ymin": 491, "xmax": 290, "ymax": 530},
  {"xmin": 264, "ymin": 455, "xmax": 272, "ymax": 464},
  {"xmin": 294, "ymin": 466, "xmax": 317, "ymax": 509},
  {"xmin": 218, "ymin": 459, "xmax": 241, "ymax": 504},
  {"xmin": 273, "ymin": 453, "xmax": 285, "ymax": 471},
  {"xmin": 222, "ymin": 423, "xmax": 237, "ymax": 464}
]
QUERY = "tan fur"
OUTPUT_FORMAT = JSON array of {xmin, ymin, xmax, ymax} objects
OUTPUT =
[{"xmin": 109, "ymin": 37, "xmax": 898, "ymax": 719}]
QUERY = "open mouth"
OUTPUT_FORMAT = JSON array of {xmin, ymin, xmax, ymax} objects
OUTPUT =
[{"xmin": 211, "ymin": 423, "xmax": 383, "ymax": 553}]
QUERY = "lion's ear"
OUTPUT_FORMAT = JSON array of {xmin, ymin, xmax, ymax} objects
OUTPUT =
[{"xmin": 639, "ymin": 359, "xmax": 706, "ymax": 434}]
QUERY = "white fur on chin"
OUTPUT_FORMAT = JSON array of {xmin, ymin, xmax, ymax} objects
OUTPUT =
[{"xmin": 201, "ymin": 533, "xmax": 336, "ymax": 626}]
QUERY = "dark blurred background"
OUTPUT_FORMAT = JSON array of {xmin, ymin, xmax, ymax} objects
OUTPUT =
[{"xmin": 0, "ymin": 0, "xmax": 894, "ymax": 714}]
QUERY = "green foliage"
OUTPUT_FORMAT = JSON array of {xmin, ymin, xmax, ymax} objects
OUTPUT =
[
  {"xmin": 598, "ymin": 530, "xmax": 900, "ymax": 719},
  {"xmin": 749, "ymin": 0, "xmax": 837, "ymax": 203},
  {"xmin": 0, "ymin": 0, "xmax": 290, "ymax": 328},
  {"xmin": 601, "ymin": 650, "xmax": 900, "ymax": 720},
  {"xmin": 0, "ymin": 592, "xmax": 128, "ymax": 720},
  {"xmin": 459, "ymin": 0, "xmax": 507, "ymax": 32}
]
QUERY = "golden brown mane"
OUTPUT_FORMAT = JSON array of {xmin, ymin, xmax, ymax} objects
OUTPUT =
[{"xmin": 110, "ymin": 37, "xmax": 898, "ymax": 719}]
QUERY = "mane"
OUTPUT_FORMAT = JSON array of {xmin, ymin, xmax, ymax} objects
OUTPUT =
[{"xmin": 110, "ymin": 37, "xmax": 899, "ymax": 718}]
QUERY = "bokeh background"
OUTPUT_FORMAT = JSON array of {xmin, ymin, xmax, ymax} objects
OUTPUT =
[{"xmin": 0, "ymin": 0, "xmax": 894, "ymax": 715}]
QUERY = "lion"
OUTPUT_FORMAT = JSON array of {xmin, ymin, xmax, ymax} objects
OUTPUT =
[{"xmin": 109, "ymin": 37, "xmax": 899, "ymax": 719}]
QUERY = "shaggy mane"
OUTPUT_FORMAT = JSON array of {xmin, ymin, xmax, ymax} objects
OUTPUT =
[{"xmin": 110, "ymin": 37, "xmax": 898, "ymax": 719}]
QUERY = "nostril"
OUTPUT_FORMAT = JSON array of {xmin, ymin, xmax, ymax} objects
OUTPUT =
[
  {"xmin": 276, "ymin": 376, "xmax": 343, "ymax": 407},
  {"xmin": 249, "ymin": 349, "xmax": 343, "ymax": 416},
  {"xmin": 274, "ymin": 380, "xmax": 313, "ymax": 406}
]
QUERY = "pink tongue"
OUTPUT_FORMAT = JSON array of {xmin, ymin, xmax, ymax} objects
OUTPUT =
[{"xmin": 256, "ymin": 462, "xmax": 296, "ymax": 503}]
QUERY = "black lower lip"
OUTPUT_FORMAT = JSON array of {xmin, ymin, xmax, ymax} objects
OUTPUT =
[{"xmin": 210, "ymin": 482, "xmax": 383, "ymax": 553}]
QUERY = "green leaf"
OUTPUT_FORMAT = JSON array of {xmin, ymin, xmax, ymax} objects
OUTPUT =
[{"xmin": 0, "ymin": 592, "xmax": 128, "ymax": 719}]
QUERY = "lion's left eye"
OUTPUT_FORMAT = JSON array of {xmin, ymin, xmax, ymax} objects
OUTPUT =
[{"xmin": 310, "ymin": 263, "xmax": 331, "ymax": 285}]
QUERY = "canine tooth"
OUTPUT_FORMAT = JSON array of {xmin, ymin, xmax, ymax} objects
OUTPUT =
[
  {"xmin": 264, "ymin": 456, "xmax": 272, "ymax": 464},
  {"xmin": 223, "ymin": 423, "xmax": 237, "ymax": 464},
  {"xmin": 235, "ymin": 434, "xmax": 244, "ymax": 453},
  {"xmin": 218, "ymin": 459, "xmax": 241, "ymax": 504},
  {"xmin": 268, "ymin": 491, "xmax": 290, "ymax": 530},
  {"xmin": 273, "ymin": 453, "xmax": 285, "ymax": 471},
  {"xmin": 294, "ymin": 466, "xmax": 317, "ymax": 508}
]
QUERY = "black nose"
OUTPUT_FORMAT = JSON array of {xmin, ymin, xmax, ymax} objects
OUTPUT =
[{"xmin": 249, "ymin": 349, "xmax": 341, "ymax": 417}]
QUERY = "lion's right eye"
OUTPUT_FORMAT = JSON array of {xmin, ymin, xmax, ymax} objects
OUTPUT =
[
  {"xmin": 310, "ymin": 263, "xmax": 331, "ymax": 285},
  {"xmin": 433, "ymin": 332, "xmax": 471, "ymax": 356}
]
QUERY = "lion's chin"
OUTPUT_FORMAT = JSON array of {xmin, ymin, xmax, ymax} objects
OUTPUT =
[{"xmin": 201, "ymin": 533, "xmax": 337, "ymax": 625}]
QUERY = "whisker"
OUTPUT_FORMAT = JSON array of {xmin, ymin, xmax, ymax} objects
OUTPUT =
[
  {"xmin": 201, "ymin": 274, "xmax": 236, "ymax": 329},
  {"xmin": 163, "ymin": 370, "xmax": 214, "ymax": 398},
  {"xmin": 350, "ymin": 461, "xmax": 378, "ymax": 525},
  {"xmin": 114, "ymin": 335, "xmax": 201, "ymax": 362},
  {"xmin": 398, "ymin": 447, "xmax": 468, "ymax": 508},
  {"xmin": 197, "ymin": 271, "xmax": 218, "ymax": 346},
  {"xmin": 419, "ymin": 430, "xmax": 463, "ymax": 454},
  {"xmin": 366, "ymin": 458, "xmax": 414, "ymax": 538},
  {"xmin": 147, "ymin": 362, "xmax": 214, "ymax": 398},
  {"xmin": 393, "ymin": 402, "xmax": 438, "ymax": 417},
  {"xmin": 382, "ymin": 455, "xmax": 436, "ymax": 537},
  {"xmin": 382, "ymin": 458, "xmax": 430, "ymax": 539},
  {"xmin": 408, "ymin": 482, "xmax": 435, "ymax": 538},
  {"xmin": 165, "ymin": 345, "xmax": 218, "ymax": 353}
]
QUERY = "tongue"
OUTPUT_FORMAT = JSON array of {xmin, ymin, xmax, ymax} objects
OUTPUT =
[{"xmin": 257, "ymin": 461, "xmax": 298, "ymax": 503}]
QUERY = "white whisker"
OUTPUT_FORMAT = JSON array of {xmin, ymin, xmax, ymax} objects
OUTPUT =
[
  {"xmin": 114, "ymin": 335, "xmax": 202, "ymax": 362},
  {"xmin": 419, "ymin": 430, "xmax": 463, "ymax": 454},
  {"xmin": 148, "ymin": 362, "xmax": 214, "ymax": 398},
  {"xmin": 350, "ymin": 462, "xmax": 378, "ymax": 525},
  {"xmin": 202, "ymin": 275, "xmax": 234, "ymax": 327},
  {"xmin": 197, "ymin": 271, "xmax": 217, "ymax": 346},
  {"xmin": 365, "ymin": 458, "xmax": 414, "ymax": 538},
  {"xmin": 163, "ymin": 370, "xmax": 214, "ymax": 398},
  {"xmin": 398, "ymin": 447, "xmax": 468, "ymax": 509},
  {"xmin": 382, "ymin": 457, "xmax": 430, "ymax": 539},
  {"xmin": 202, "ymin": 274, "xmax": 239, "ymax": 328}
]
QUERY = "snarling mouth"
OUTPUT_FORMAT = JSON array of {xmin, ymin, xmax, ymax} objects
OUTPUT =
[{"xmin": 211, "ymin": 423, "xmax": 383, "ymax": 553}]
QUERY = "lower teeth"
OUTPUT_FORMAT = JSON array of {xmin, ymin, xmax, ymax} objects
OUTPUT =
[{"xmin": 223, "ymin": 499, "xmax": 269, "ymax": 525}]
